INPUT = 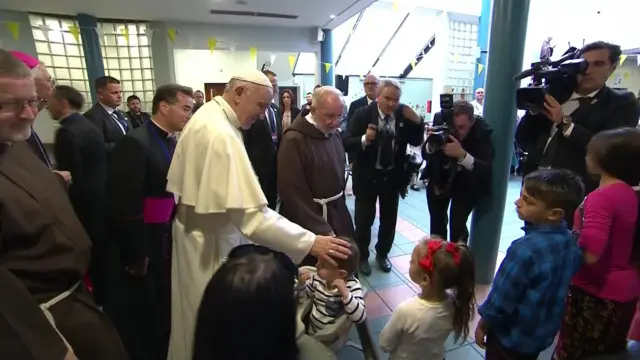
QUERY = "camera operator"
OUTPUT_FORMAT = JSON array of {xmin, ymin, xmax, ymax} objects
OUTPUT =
[
  {"xmin": 423, "ymin": 100, "xmax": 493, "ymax": 243},
  {"xmin": 516, "ymin": 41, "xmax": 640, "ymax": 197},
  {"xmin": 344, "ymin": 79, "xmax": 423, "ymax": 275}
]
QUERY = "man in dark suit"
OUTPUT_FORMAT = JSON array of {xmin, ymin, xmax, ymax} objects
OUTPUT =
[
  {"xmin": 242, "ymin": 69, "xmax": 282, "ymax": 209},
  {"xmin": 84, "ymin": 76, "xmax": 131, "ymax": 155},
  {"xmin": 126, "ymin": 94, "xmax": 151, "ymax": 129},
  {"xmin": 48, "ymin": 85, "xmax": 109, "ymax": 305},
  {"xmin": 516, "ymin": 41, "xmax": 640, "ymax": 201},
  {"xmin": 344, "ymin": 79, "xmax": 424, "ymax": 275},
  {"xmin": 346, "ymin": 74, "xmax": 380, "ymax": 168}
]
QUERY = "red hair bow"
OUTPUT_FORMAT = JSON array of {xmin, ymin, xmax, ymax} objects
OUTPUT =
[{"xmin": 418, "ymin": 241, "xmax": 461, "ymax": 272}]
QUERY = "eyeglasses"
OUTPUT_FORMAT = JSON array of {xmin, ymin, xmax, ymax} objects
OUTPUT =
[{"xmin": 0, "ymin": 99, "xmax": 40, "ymax": 113}]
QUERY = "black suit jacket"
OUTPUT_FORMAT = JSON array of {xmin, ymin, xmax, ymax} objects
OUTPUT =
[
  {"xmin": 423, "ymin": 113, "xmax": 493, "ymax": 195},
  {"xmin": 242, "ymin": 103, "xmax": 282, "ymax": 208},
  {"xmin": 54, "ymin": 112, "xmax": 108, "ymax": 246},
  {"xmin": 516, "ymin": 87, "xmax": 640, "ymax": 193},
  {"xmin": 84, "ymin": 103, "xmax": 132, "ymax": 154},
  {"xmin": 345, "ymin": 96, "xmax": 371, "ymax": 163},
  {"xmin": 344, "ymin": 102, "xmax": 424, "ymax": 197},
  {"xmin": 125, "ymin": 111, "xmax": 151, "ymax": 129}
]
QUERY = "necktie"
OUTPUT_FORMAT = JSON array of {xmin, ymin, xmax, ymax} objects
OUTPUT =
[
  {"xmin": 267, "ymin": 107, "xmax": 277, "ymax": 143},
  {"xmin": 578, "ymin": 97, "xmax": 592, "ymax": 108},
  {"xmin": 379, "ymin": 115, "xmax": 394, "ymax": 169},
  {"xmin": 112, "ymin": 111, "xmax": 129, "ymax": 133}
]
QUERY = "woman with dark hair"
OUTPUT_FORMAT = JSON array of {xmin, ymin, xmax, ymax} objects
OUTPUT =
[
  {"xmin": 554, "ymin": 127, "xmax": 640, "ymax": 359},
  {"xmin": 192, "ymin": 244, "xmax": 336, "ymax": 360},
  {"xmin": 280, "ymin": 89, "xmax": 301, "ymax": 130}
]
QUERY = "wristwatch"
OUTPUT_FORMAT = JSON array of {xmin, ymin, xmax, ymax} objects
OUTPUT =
[{"xmin": 562, "ymin": 115, "xmax": 572, "ymax": 125}]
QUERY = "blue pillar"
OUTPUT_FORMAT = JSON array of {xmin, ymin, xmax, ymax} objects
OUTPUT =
[
  {"xmin": 473, "ymin": 0, "xmax": 492, "ymax": 91},
  {"xmin": 77, "ymin": 13, "xmax": 105, "ymax": 104},
  {"xmin": 468, "ymin": 0, "xmax": 531, "ymax": 284},
  {"xmin": 320, "ymin": 29, "xmax": 334, "ymax": 86}
]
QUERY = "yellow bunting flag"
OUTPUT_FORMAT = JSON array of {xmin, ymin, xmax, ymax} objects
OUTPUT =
[
  {"xmin": 288, "ymin": 55, "xmax": 296, "ymax": 70},
  {"xmin": 619, "ymin": 54, "xmax": 628, "ymax": 65},
  {"xmin": 6, "ymin": 22, "xmax": 20, "ymax": 41},
  {"xmin": 120, "ymin": 27, "xmax": 129, "ymax": 45},
  {"xmin": 249, "ymin": 46, "xmax": 258, "ymax": 61},
  {"xmin": 167, "ymin": 28, "xmax": 177, "ymax": 44},
  {"xmin": 68, "ymin": 26, "xmax": 80, "ymax": 43},
  {"xmin": 477, "ymin": 63, "xmax": 485, "ymax": 76},
  {"xmin": 410, "ymin": 59, "xmax": 416, "ymax": 69},
  {"xmin": 324, "ymin": 63, "xmax": 332, "ymax": 73},
  {"xmin": 392, "ymin": 0, "xmax": 399, "ymax": 12},
  {"xmin": 208, "ymin": 37, "xmax": 217, "ymax": 53},
  {"xmin": 624, "ymin": 72, "xmax": 630, "ymax": 80}
]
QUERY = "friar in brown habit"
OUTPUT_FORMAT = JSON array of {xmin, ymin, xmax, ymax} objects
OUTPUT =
[
  {"xmin": 0, "ymin": 49, "xmax": 127, "ymax": 360},
  {"xmin": 277, "ymin": 86, "xmax": 355, "ymax": 266}
]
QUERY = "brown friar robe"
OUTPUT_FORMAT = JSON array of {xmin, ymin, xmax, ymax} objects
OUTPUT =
[
  {"xmin": 277, "ymin": 114, "xmax": 355, "ymax": 244},
  {"xmin": 0, "ymin": 141, "xmax": 127, "ymax": 360}
]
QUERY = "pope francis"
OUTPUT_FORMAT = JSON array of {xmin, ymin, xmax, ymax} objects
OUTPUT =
[{"xmin": 166, "ymin": 69, "xmax": 351, "ymax": 360}]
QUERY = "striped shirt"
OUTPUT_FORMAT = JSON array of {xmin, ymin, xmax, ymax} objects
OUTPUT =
[{"xmin": 299, "ymin": 274, "xmax": 366, "ymax": 334}]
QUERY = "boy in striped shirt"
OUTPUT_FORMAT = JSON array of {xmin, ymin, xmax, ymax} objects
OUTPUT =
[{"xmin": 299, "ymin": 239, "xmax": 366, "ymax": 334}]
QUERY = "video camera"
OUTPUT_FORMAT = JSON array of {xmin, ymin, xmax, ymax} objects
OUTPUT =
[
  {"xmin": 514, "ymin": 46, "xmax": 588, "ymax": 112},
  {"xmin": 425, "ymin": 92, "xmax": 455, "ymax": 151}
]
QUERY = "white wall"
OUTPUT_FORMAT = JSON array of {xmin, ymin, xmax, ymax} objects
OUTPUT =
[
  {"xmin": 174, "ymin": 49, "xmax": 257, "ymax": 90},
  {"xmin": 151, "ymin": 21, "xmax": 321, "ymax": 86}
]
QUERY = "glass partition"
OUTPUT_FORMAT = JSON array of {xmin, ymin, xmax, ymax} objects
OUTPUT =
[
  {"xmin": 293, "ymin": 52, "xmax": 317, "ymax": 75},
  {"xmin": 371, "ymin": 8, "xmax": 437, "ymax": 77},
  {"xmin": 331, "ymin": 13, "xmax": 359, "ymax": 59},
  {"xmin": 335, "ymin": 2, "xmax": 407, "ymax": 76}
]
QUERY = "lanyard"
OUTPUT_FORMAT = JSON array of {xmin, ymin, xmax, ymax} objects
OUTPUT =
[{"xmin": 146, "ymin": 121, "xmax": 173, "ymax": 164}]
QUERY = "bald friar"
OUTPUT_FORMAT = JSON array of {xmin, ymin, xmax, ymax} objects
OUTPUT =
[{"xmin": 166, "ymin": 70, "xmax": 351, "ymax": 360}]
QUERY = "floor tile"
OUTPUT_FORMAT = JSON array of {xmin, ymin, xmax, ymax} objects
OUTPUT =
[
  {"xmin": 362, "ymin": 266, "xmax": 404, "ymax": 290},
  {"xmin": 395, "ymin": 218, "xmax": 417, "ymax": 231},
  {"xmin": 389, "ymin": 254, "xmax": 411, "ymax": 273},
  {"xmin": 396, "ymin": 242, "xmax": 416, "ymax": 254},
  {"xmin": 376, "ymin": 284, "xmax": 417, "ymax": 311},
  {"xmin": 445, "ymin": 343, "xmax": 485, "ymax": 359},
  {"xmin": 399, "ymin": 228, "xmax": 428, "ymax": 242},
  {"xmin": 363, "ymin": 291, "xmax": 391, "ymax": 318}
]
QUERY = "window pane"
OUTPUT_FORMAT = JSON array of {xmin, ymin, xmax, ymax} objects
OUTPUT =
[
  {"xmin": 105, "ymin": 46, "xmax": 118, "ymax": 58},
  {"xmin": 141, "ymin": 58, "xmax": 151, "ymax": 68},
  {"xmin": 35, "ymin": 41, "xmax": 50, "ymax": 54},
  {"xmin": 52, "ymin": 56, "xmax": 68, "ymax": 67},
  {"xmin": 119, "ymin": 58, "xmax": 131, "ymax": 69},
  {"xmin": 65, "ymin": 44, "xmax": 81, "ymax": 56},
  {"xmin": 142, "ymin": 69, "xmax": 153, "ymax": 79},
  {"xmin": 144, "ymin": 80, "xmax": 153, "ymax": 90},
  {"xmin": 408, "ymin": 51, "xmax": 439, "ymax": 79},
  {"xmin": 331, "ymin": 12, "xmax": 359, "ymax": 57},
  {"xmin": 50, "ymin": 43, "xmax": 66, "ymax": 55},
  {"xmin": 107, "ymin": 58, "xmax": 119, "ymax": 69},
  {"xmin": 130, "ymin": 58, "xmax": 141, "ymax": 68},
  {"xmin": 121, "ymin": 70, "xmax": 131, "ymax": 80},
  {"xmin": 39, "ymin": 55, "xmax": 53, "ymax": 65},
  {"xmin": 132, "ymin": 70, "xmax": 142, "ymax": 80},
  {"xmin": 293, "ymin": 53, "xmax": 317, "ymax": 75},
  {"xmin": 372, "ymin": 8, "xmax": 438, "ymax": 77},
  {"xmin": 104, "ymin": 35, "xmax": 117, "ymax": 46},
  {"xmin": 62, "ymin": 31, "xmax": 80, "ymax": 45},
  {"xmin": 109, "ymin": 70, "xmax": 122, "ymax": 80},
  {"xmin": 55, "ymin": 68, "xmax": 70, "ymax": 80},
  {"xmin": 144, "ymin": 91, "xmax": 154, "ymax": 102},
  {"xmin": 118, "ymin": 46, "xmax": 129, "ymax": 57},
  {"xmin": 122, "ymin": 81, "xmax": 133, "ymax": 92},
  {"xmin": 140, "ymin": 47, "xmax": 150, "ymax": 57},
  {"xmin": 133, "ymin": 81, "xmax": 144, "ymax": 91},
  {"xmin": 335, "ymin": 2, "xmax": 407, "ymax": 76},
  {"xmin": 72, "ymin": 80, "xmax": 87, "ymax": 91},
  {"xmin": 129, "ymin": 46, "xmax": 140, "ymax": 57}
]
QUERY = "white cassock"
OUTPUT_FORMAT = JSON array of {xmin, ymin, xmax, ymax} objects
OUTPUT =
[{"xmin": 165, "ymin": 96, "xmax": 316, "ymax": 360}]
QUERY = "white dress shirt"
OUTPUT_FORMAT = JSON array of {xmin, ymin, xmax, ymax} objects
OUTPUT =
[
  {"xmin": 100, "ymin": 103, "xmax": 127, "ymax": 134},
  {"xmin": 543, "ymin": 90, "xmax": 599, "ymax": 153}
]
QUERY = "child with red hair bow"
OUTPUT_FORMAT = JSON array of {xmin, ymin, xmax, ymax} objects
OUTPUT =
[{"xmin": 379, "ymin": 238, "xmax": 476, "ymax": 360}]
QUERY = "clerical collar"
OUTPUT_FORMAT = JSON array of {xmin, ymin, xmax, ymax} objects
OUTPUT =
[
  {"xmin": 150, "ymin": 118, "xmax": 174, "ymax": 137},
  {"xmin": 305, "ymin": 113, "xmax": 330, "ymax": 137},
  {"xmin": 100, "ymin": 102, "xmax": 117, "ymax": 114},
  {"xmin": 214, "ymin": 96, "xmax": 241, "ymax": 129}
]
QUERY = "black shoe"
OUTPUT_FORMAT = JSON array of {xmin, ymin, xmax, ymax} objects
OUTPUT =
[
  {"xmin": 376, "ymin": 256, "xmax": 392, "ymax": 273},
  {"xmin": 359, "ymin": 261, "xmax": 372, "ymax": 276}
]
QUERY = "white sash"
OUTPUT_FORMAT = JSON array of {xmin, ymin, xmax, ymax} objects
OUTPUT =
[
  {"xmin": 312, "ymin": 191, "xmax": 344, "ymax": 221},
  {"xmin": 40, "ymin": 282, "xmax": 80, "ymax": 349}
]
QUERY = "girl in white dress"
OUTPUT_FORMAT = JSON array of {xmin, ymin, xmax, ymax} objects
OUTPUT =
[{"xmin": 379, "ymin": 239, "xmax": 476, "ymax": 360}]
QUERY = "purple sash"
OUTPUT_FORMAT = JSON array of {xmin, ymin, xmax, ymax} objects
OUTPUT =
[{"xmin": 143, "ymin": 197, "xmax": 175, "ymax": 224}]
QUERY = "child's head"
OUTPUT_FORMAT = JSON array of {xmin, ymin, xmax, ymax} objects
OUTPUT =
[
  {"xmin": 316, "ymin": 237, "xmax": 360, "ymax": 282},
  {"xmin": 586, "ymin": 127, "xmax": 640, "ymax": 186},
  {"xmin": 516, "ymin": 169, "xmax": 584, "ymax": 225},
  {"xmin": 409, "ymin": 238, "xmax": 476, "ymax": 342}
]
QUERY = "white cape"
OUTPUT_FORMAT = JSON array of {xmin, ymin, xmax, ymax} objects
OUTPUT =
[{"xmin": 166, "ymin": 97, "xmax": 315, "ymax": 360}]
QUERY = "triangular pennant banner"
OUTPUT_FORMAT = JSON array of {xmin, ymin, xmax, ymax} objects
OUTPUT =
[
  {"xmin": 270, "ymin": 54, "xmax": 277, "ymax": 65},
  {"xmin": 324, "ymin": 63, "xmax": 332, "ymax": 73},
  {"xmin": 39, "ymin": 25, "xmax": 50, "ymax": 41},
  {"xmin": 619, "ymin": 54, "xmax": 628, "ymax": 66},
  {"xmin": 623, "ymin": 72, "xmax": 630, "ymax": 80},
  {"xmin": 410, "ymin": 59, "xmax": 416, "ymax": 69},
  {"xmin": 208, "ymin": 37, "xmax": 217, "ymax": 53},
  {"xmin": 249, "ymin": 46, "xmax": 257, "ymax": 61},
  {"xmin": 477, "ymin": 63, "xmax": 485, "ymax": 76},
  {"xmin": 120, "ymin": 27, "xmax": 130, "ymax": 45},
  {"xmin": 167, "ymin": 28, "xmax": 177, "ymax": 44},
  {"xmin": 6, "ymin": 22, "xmax": 20, "ymax": 41},
  {"xmin": 392, "ymin": 0, "xmax": 399, "ymax": 12},
  {"xmin": 288, "ymin": 55, "xmax": 296, "ymax": 70},
  {"xmin": 145, "ymin": 29, "xmax": 154, "ymax": 43},
  {"xmin": 68, "ymin": 26, "xmax": 80, "ymax": 43}
]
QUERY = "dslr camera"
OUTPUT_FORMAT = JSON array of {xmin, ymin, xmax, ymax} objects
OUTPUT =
[
  {"xmin": 514, "ymin": 47, "xmax": 588, "ymax": 112},
  {"xmin": 425, "ymin": 92, "xmax": 455, "ymax": 151}
]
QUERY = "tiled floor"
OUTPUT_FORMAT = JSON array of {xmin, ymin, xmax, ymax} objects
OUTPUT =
[{"xmin": 336, "ymin": 177, "xmax": 640, "ymax": 360}]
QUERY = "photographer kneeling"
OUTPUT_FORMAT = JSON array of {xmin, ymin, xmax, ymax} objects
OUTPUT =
[{"xmin": 422, "ymin": 100, "xmax": 493, "ymax": 242}]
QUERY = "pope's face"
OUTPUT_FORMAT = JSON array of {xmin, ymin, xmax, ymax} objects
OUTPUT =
[{"xmin": 235, "ymin": 84, "xmax": 273, "ymax": 130}]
